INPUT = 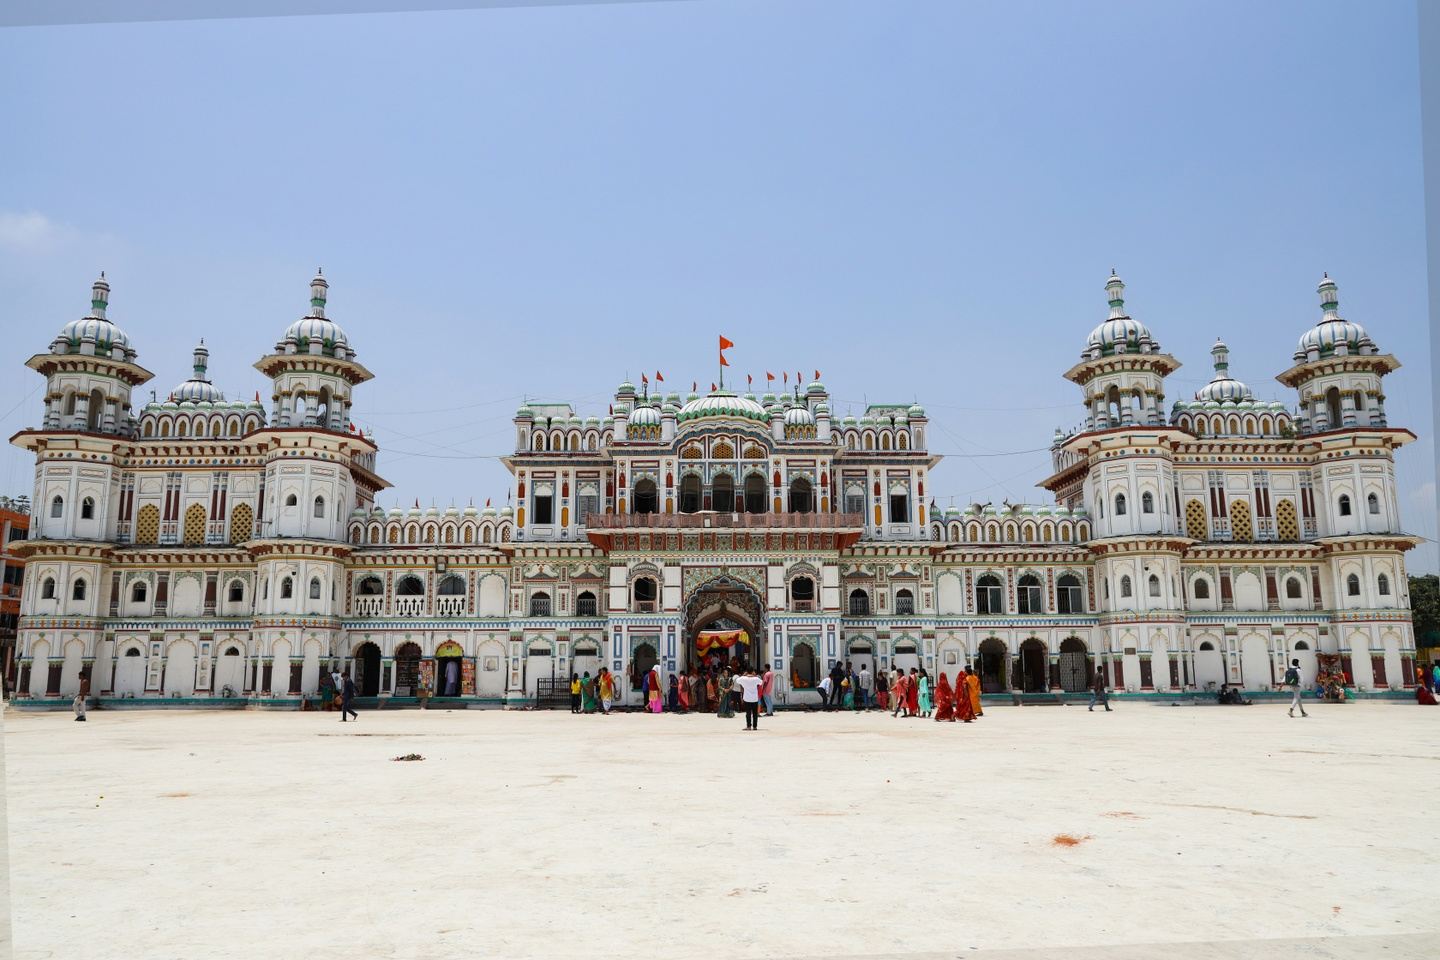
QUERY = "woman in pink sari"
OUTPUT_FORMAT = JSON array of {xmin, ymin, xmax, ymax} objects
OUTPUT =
[{"xmin": 647, "ymin": 666, "xmax": 664, "ymax": 713}]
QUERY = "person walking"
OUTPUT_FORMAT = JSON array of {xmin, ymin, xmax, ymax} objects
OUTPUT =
[
  {"xmin": 891, "ymin": 668, "xmax": 909, "ymax": 717},
  {"xmin": 72, "ymin": 690, "xmax": 87, "ymax": 722},
  {"xmin": 858, "ymin": 663, "xmax": 873, "ymax": 710},
  {"xmin": 734, "ymin": 665, "xmax": 764, "ymax": 731},
  {"xmin": 954, "ymin": 668, "xmax": 976, "ymax": 722},
  {"xmin": 917, "ymin": 669, "xmax": 933, "ymax": 718},
  {"xmin": 569, "ymin": 672, "xmax": 581, "ymax": 714},
  {"xmin": 875, "ymin": 667, "xmax": 889, "ymax": 712},
  {"xmin": 581, "ymin": 671, "xmax": 597, "ymax": 714},
  {"xmin": 1431, "ymin": 662, "xmax": 1439, "ymax": 695},
  {"xmin": 330, "ymin": 665, "xmax": 344, "ymax": 710},
  {"xmin": 341, "ymin": 672, "xmax": 358, "ymax": 722},
  {"xmin": 717, "ymin": 668, "xmax": 736, "ymax": 718},
  {"xmin": 905, "ymin": 668, "xmax": 921, "ymax": 718},
  {"xmin": 598, "ymin": 668, "xmax": 615, "ymax": 715},
  {"xmin": 934, "ymin": 672, "xmax": 955, "ymax": 722},
  {"xmin": 1088, "ymin": 667, "xmax": 1111, "ymax": 712},
  {"xmin": 966, "ymin": 666, "xmax": 983, "ymax": 719},
  {"xmin": 761, "ymin": 663, "xmax": 775, "ymax": 716},
  {"xmin": 1284, "ymin": 658, "xmax": 1309, "ymax": 718}
]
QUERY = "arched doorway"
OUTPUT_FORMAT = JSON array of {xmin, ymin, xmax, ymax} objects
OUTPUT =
[
  {"xmin": 847, "ymin": 639, "xmax": 874, "ymax": 682},
  {"xmin": 395, "ymin": 641, "xmax": 422, "ymax": 696},
  {"xmin": 115, "ymin": 645, "xmax": 146, "ymax": 696},
  {"xmin": 630, "ymin": 641, "xmax": 658, "ymax": 700},
  {"xmin": 790, "ymin": 640, "xmax": 818, "ymax": 689},
  {"xmin": 435, "ymin": 639, "xmax": 465, "ymax": 696},
  {"xmin": 1239, "ymin": 635, "xmax": 1271, "ymax": 690},
  {"xmin": 978, "ymin": 638, "xmax": 1008, "ymax": 693},
  {"xmin": 354, "ymin": 641, "xmax": 382, "ymax": 696},
  {"xmin": 1058, "ymin": 637, "xmax": 1089, "ymax": 693},
  {"xmin": 1194, "ymin": 640, "xmax": 1225, "ymax": 691},
  {"xmin": 572, "ymin": 640, "xmax": 600, "ymax": 681},
  {"xmin": 683, "ymin": 577, "xmax": 765, "ymax": 674},
  {"xmin": 1019, "ymin": 638, "xmax": 1047, "ymax": 693},
  {"xmin": 524, "ymin": 641, "xmax": 555, "ymax": 699},
  {"xmin": 893, "ymin": 639, "xmax": 920, "ymax": 676},
  {"xmin": 215, "ymin": 644, "xmax": 245, "ymax": 696}
]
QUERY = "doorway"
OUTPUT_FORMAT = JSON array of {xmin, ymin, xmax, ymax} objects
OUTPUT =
[
  {"xmin": 1019, "ymin": 638, "xmax": 1048, "ymax": 693},
  {"xmin": 395, "ymin": 641, "xmax": 422, "ymax": 695},
  {"xmin": 977, "ymin": 638, "xmax": 1007, "ymax": 692},
  {"xmin": 1057, "ymin": 637, "xmax": 1089, "ymax": 693},
  {"xmin": 354, "ymin": 642, "xmax": 382, "ymax": 696},
  {"xmin": 631, "ymin": 641, "xmax": 658, "ymax": 702},
  {"xmin": 435, "ymin": 640, "xmax": 464, "ymax": 696}
]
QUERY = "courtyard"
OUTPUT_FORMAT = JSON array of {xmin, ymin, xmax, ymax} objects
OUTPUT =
[{"xmin": 4, "ymin": 701, "xmax": 1437, "ymax": 960}]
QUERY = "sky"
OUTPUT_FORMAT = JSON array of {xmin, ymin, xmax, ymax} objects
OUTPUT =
[{"xmin": 0, "ymin": 0, "xmax": 1435, "ymax": 572}]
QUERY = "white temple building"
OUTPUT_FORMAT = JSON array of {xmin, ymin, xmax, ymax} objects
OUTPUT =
[{"xmin": 8, "ymin": 271, "xmax": 1422, "ymax": 707}]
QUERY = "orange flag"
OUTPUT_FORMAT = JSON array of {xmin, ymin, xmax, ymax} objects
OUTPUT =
[{"xmin": 719, "ymin": 335, "xmax": 734, "ymax": 367}]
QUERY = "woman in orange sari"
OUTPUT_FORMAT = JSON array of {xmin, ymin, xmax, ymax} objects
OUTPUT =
[
  {"xmin": 966, "ymin": 666, "xmax": 983, "ymax": 719},
  {"xmin": 934, "ymin": 672, "xmax": 955, "ymax": 722},
  {"xmin": 954, "ymin": 668, "xmax": 975, "ymax": 722}
]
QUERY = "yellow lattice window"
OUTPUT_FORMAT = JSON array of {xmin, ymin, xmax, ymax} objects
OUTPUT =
[
  {"xmin": 229, "ymin": 503, "xmax": 253, "ymax": 543},
  {"xmin": 680, "ymin": 445, "xmax": 703, "ymax": 460},
  {"xmin": 743, "ymin": 444, "xmax": 765, "ymax": 459},
  {"xmin": 1275, "ymin": 499, "xmax": 1299, "ymax": 541},
  {"xmin": 388, "ymin": 525, "xmax": 399, "ymax": 544},
  {"xmin": 183, "ymin": 503, "xmax": 207, "ymax": 545},
  {"xmin": 712, "ymin": 441, "xmax": 734, "ymax": 459},
  {"xmin": 1228, "ymin": 498, "xmax": 1252, "ymax": 541},
  {"xmin": 135, "ymin": 504, "xmax": 160, "ymax": 544},
  {"xmin": 1184, "ymin": 499, "xmax": 1207, "ymax": 540}
]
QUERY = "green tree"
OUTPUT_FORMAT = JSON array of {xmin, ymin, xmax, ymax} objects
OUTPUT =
[{"xmin": 1412, "ymin": 574, "xmax": 1440, "ymax": 650}]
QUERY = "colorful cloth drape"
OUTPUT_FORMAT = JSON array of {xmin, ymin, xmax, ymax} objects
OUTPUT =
[{"xmin": 695, "ymin": 630, "xmax": 748, "ymax": 657}]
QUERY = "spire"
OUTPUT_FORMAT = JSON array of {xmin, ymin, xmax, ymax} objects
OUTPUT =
[
  {"xmin": 1318, "ymin": 272, "xmax": 1339, "ymax": 322},
  {"xmin": 1210, "ymin": 338, "xmax": 1229, "ymax": 377},
  {"xmin": 192, "ymin": 340, "xmax": 210, "ymax": 381},
  {"xmin": 90, "ymin": 272, "xmax": 110, "ymax": 318},
  {"xmin": 1105, "ymin": 270, "xmax": 1125, "ymax": 319},
  {"xmin": 310, "ymin": 268, "xmax": 328, "ymax": 318}
]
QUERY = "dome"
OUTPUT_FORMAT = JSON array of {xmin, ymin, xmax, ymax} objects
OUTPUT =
[
  {"xmin": 1083, "ymin": 273, "xmax": 1158, "ymax": 357},
  {"xmin": 907, "ymin": 404, "xmax": 925, "ymax": 417},
  {"xmin": 1296, "ymin": 275, "xmax": 1373, "ymax": 359},
  {"xmin": 784, "ymin": 404, "xmax": 815, "ymax": 426},
  {"xmin": 172, "ymin": 342, "xmax": 226, "ymax": 404},
  {"xmin": 807, "ymin": 380, "xmax": 826, "ymax": 394},
  {"xmin": 1194, "ymin": 339, "xmax": 1253, "ymax": 403},
  {"xmin": 56, "ymin": 275, "xmax": 137, "ymax": 360},
  {"xmin": 629, "ymin": 404, "xmax": 662, "ymax": 427},
  {"xmin": 515, "ymin": 404, "xmax": 534, "ymax": 418},
  {"xmin": 677, "ymin": 390, "xmax": 769, "ymax": 424},
  {"xmin": 278, "ymin": 272, "xmax": 352, "ymax": 357},
  {"xmin": 617, "ymin": 380, "xmax": 636, "ymax": 395}
]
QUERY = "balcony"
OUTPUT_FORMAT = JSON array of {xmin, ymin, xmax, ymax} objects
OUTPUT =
[
  {"xmin": 791, "ymin": 600, "xmax": 815, "ymax": 612},
  {"xmin": 353, "ymin": 596, "xmax": 383, "ymax": 617},
  {"xmin": 633, "ymin": 600, "xmax": 657, "ymax": 614},
  {"xmin": 436, "ymin": 596, "xmax": 467, "ymax": 617},
  {"xmin": 394, "ymin": 596, "xmax": 425, "ymax": 617}
]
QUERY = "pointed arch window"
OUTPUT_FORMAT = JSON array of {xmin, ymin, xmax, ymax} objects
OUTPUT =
[
  {"xmin": 1119, "ymin": 575, "xmax": 1133, "ymax": 599},
  {"xmin": 309, "ymin": 577, "xmax": 322, "ymax": 600},
  {"xmin": 975, "ymin": 575, "xmax": 1004, "ymax": 615},
  {"xmin": 1017, "ymin": 574, "xmax": 1043, "ymax": 614},
  {"xmin": 81, "ymin": 497, "xmax": 95, "ymax": 520},
  {"xmin": 313, "ymin": 495, "xmax": 326, "ymax": 519},
  {"xmin": 41, "ymin": 577, "xmax": 56, "ymax": 600},
  {"xmin": 1377, "ymin": 573, "xmax": 1391, "ymax": 596},
  {"xmin": 50, "ymin": 495, "xmax": 63, "ymax": 518},
  {"xmin": 1345, "ymin": 573, "xmax": 1360, "ymax": 597},
  {"xmin": 1147, "ymin": 574, "xmax": 1161, "ymax": 598},
  {"xmin": 1338, "ymin": 494, "xmax": 1352, "ymax": 517},
  {"xmin": 131, "ymin": 581, "xmax": 147, "ymax": 603},
  {"xmin": 280, "ymin": 576, "xmax": 294, "ymax": 599},
  {"xmin": 1114, "ymin": 493, "xmax": 1127, "ymax": 516},
  {"xmin": 1056, "ymin": 574, "xmax": 1084, "ymax": 613},
  {"xmin": 72, "ymin": 578, "xmax": 87, "ymax": 601},
  {"xmin": 848, "ymin": 589, "xmax": 870, "ymax": 616},
  {"xmin": 1141, "ymin": 491, "xmax": 1155, "ymax": 514},
  {"xmin": 894, "ymin": 587, "xmax": 914, "ymax": 615},
  {"xmin": 1367, "ymin": 493, "xmax": 1380, "ymax": 515}
]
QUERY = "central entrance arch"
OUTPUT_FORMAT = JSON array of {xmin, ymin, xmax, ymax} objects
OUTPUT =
[{"xmin": 683, "ymin": 575, "xmax": 766, "ymax": 672}]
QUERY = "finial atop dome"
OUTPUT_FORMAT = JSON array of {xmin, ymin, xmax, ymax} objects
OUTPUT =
[
  {"xmin": 310, "ymin": 269, "xmax": 328, "ymax": 318},
  {"xmin": 1211, "ymin": 337, "xmax": 1229, "ymax": 375},
  {"xmin": 1318, "ymin": 273, "xmax": 1339, "ymax": 322},
  {"xmin": 1106, "ymin": 271, "xmax": 1125, "ymax": 319},
  {"xmin": 192, "ymin": 340, "xmax": 210, "ymax": 380},
  {"xmin": 90, "ymin": 272, "xmax": 110, "ymax": 318}
]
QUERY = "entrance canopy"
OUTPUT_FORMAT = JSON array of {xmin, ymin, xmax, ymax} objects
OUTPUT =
[{"xmin": 695, "ymin": 629, "xmax": 749, "ymax": 657}]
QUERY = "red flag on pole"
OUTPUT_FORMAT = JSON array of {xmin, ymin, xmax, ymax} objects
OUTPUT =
[
  {"xmin": 783, "ymin": 372, "xmax": 788, "ymax": 384},
  {"xmin": 692, "ymin": 381, "xmax": 697, "ymax": 393},
  {"xmin": 796, "ymin": 371, "xmax": 802, "ymax": 385},
  {"xmin": 485, "ymin": 498, "xmax": 491, "ymax": 507},
  {"xmin": 655, "ymin": 371, "xmax": 664, "ymax": 383},
  {"xmin": 719, "ymin": 335, "xmax": 733, "ymax": 367},
  {"xmin": 641, "ymin": 373, "xmax": 648, "ymax": 385},
  {"xmin": 747, "ymin": 374, "xmax": 753, "ymax": 387},
  {"xmin": 814, "ymin": 369, "xmax": 821, "ymax": 381},
  {"xmin": 766, "ymin": 372, "xmax": 775, "ymax": 383},
  {"xmin": 710, "ymin": 382, "xmax": 717, "ymax": 392}
]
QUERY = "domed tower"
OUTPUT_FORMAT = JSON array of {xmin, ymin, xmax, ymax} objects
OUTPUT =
[
  {"xmin": 1278, "ymin": 275, "xmax": 1397, "ymax": 434},
  {"xmin": 171, "ymin": 341, "xmax": 226, "ymax": 404},
  {"xmin": 1194, "ymin": 339, "xmax": 1253, "ymax": 405},
  {"xmin": 20, "ymin": 274, "xmax": 154, "ymax": 542},
  {"xmin": 259, "ymin": 270, "xmax": 364, "ymax": 431}
]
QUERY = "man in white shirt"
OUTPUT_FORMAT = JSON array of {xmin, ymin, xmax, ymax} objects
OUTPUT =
[
  {"xmin": 733, "ymin": 665, "xmax": 765, "ymax": 731},
  {"xmin": 816, "ymin": 673, "xmax": 833, "ymax": 710},
  {"xmin": 858, "ymin": 664, "xmax": 874, "ymax": 710}
]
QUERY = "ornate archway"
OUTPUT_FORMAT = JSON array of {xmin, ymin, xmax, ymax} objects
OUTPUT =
[{"xmin": 683, "ymin": 575, "xmax": 766, "ymax": 671}]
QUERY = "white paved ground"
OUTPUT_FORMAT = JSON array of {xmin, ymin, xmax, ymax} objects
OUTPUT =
[{"xmin": 4, "ymin": 701, "xmax": 1437, "ymax": 960}]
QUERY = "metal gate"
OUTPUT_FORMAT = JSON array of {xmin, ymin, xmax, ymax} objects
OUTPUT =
[{"xmin": 1058, "ymin": 650, "xmax": 1089, "ymax": 692}]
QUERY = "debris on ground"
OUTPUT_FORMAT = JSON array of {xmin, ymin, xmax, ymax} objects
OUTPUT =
[
  {"xmin": 1051, "ymin": 834, "xmax": 1092, "ymax": 847},
  {"xmin": 391, "ymin": 753, "xmax": 425, "ymax": 762}
]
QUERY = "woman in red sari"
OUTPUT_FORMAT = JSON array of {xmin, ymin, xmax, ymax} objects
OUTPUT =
[
  {"xmin": 934, "ymin": 672, "xmax": 955, "ymax": 721},
  {"xmin": 954, "ymin": 668, "xmax": 976, "ymax": 722},
  {"xmin": 905, "ymin": 668, "xmax": 920, "ymax": 718}
]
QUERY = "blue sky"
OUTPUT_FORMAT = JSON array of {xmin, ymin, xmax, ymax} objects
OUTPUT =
[{"xmin": 1, "ymin": 0, "xmax": 1435, "ymax": 571}]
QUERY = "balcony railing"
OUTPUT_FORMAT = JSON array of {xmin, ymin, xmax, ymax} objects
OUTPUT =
[
  {"xmin": 353, "ymin": 596, "xmax": 384, "ymax": 616},
  {"xmin": 634, "ymin": 600, "xmax": 657, "ymax": 613},
  {"xmin": 436, "ymin": 596, "xmax": 467, "ymax": 617},
  {"xmin": 394, "ymin": 596, "xmax": 425, "ymax": 617},
  {"xmin": 529, "ymin": 598, "xmax": 552, "ymax": 617}
]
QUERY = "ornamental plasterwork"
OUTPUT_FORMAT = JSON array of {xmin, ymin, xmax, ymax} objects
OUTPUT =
[{"xmin": 681, "ymin": 565, "xmax": 767, "ymax": 599}]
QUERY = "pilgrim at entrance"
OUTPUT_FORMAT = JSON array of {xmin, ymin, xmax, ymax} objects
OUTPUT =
[{"xmin": 435, "ymin": 640, "xmax": 464, "ymax": 696}]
